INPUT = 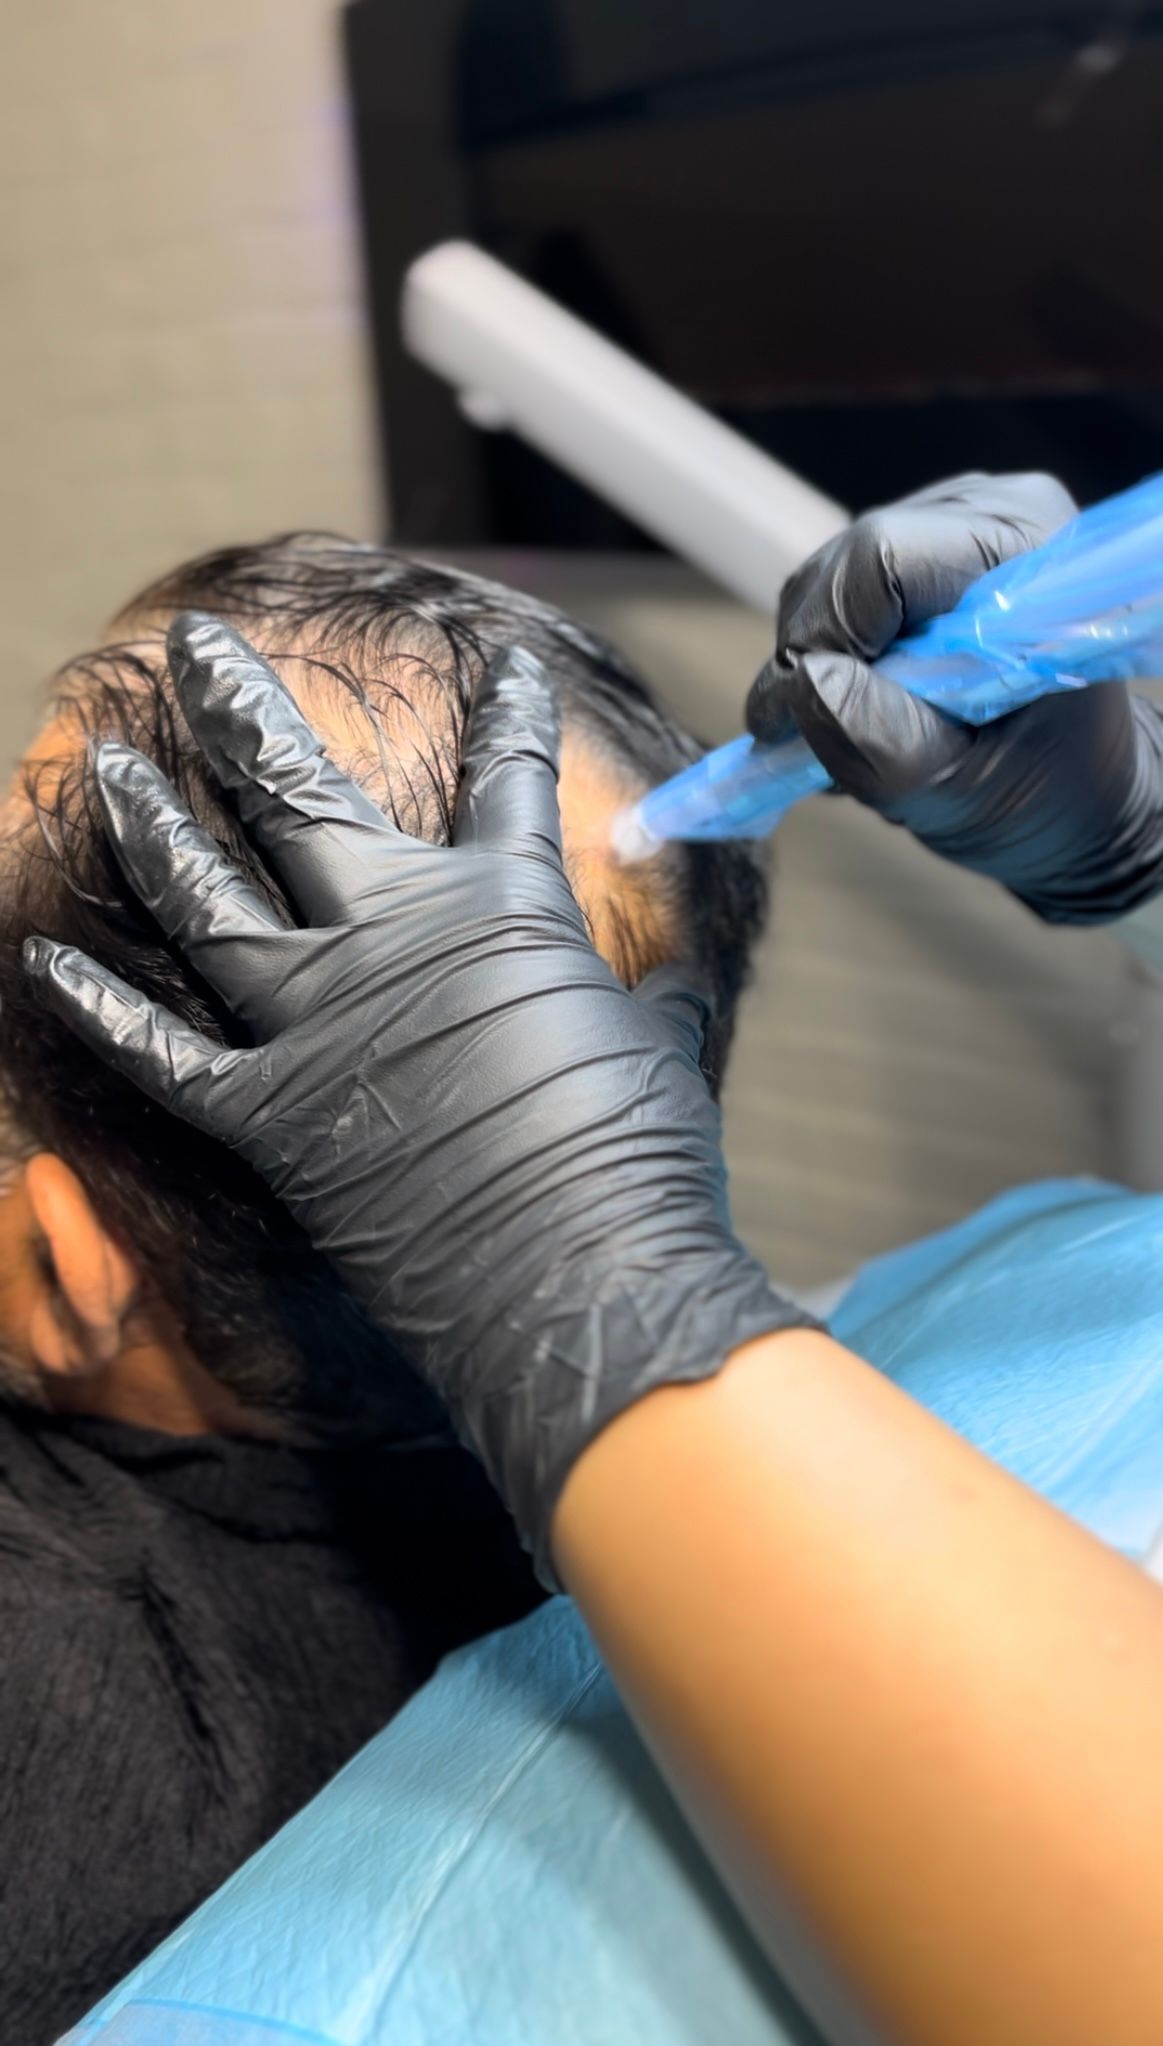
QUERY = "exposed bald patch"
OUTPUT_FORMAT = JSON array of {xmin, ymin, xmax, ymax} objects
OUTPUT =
[{"xmin": 4, "ymin": 621, "xmax": 680, "ymax": 990}]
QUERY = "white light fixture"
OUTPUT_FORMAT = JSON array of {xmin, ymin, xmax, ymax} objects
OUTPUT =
[{"xmin": 401, "ymin": 240, "xmax": 846, "ymax": 611}]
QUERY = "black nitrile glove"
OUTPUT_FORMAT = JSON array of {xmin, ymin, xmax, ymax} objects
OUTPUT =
[
  {"xmin": 747, "ymin": 472, "xmax": 1163, "ymax": 923},
  {"xmin": 25, "ymin": 615, "xmax": 808, "ymax": 1578}
]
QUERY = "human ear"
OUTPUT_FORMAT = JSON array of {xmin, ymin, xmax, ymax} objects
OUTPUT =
[{"xmin": 24, "ymin": 1154, "xmax": 138, "ymax": 1378}]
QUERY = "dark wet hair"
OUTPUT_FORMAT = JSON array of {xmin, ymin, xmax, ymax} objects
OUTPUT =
[{"xmin": 0, "ymin": 536, "xmax": 767, "ymax": 1426}]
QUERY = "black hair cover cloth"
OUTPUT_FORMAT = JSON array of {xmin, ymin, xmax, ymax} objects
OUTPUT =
[{"xmin": 0, "ymin": 1405, "xmax": 539, "ymax": 2044}]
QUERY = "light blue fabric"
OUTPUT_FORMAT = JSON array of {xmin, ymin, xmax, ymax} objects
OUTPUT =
[
  {"xmin": 65, "ymin": 1179, "xmax": 1163, "ymax": 2046},
  {"xmin": 831, "ymin": 1179, "xmax": 1163, "ymax": 1559},
  {"xmin": 64, "ymin": 1599, "xmax": 824, "ymax": 2046}
]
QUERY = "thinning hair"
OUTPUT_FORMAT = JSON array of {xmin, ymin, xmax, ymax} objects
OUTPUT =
[{"xmin": 0, "ymin": 536, "xmax": 767, "ymax": 1425}]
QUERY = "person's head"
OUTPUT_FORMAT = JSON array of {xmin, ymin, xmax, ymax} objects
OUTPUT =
[{"xmin": 0, "ymin": 536, "xmax": 767, "ymax": 1434}]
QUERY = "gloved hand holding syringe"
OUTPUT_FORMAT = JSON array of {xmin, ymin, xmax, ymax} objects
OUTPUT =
[
  {"xmin": 401, "ymin": 247, "xmax": 1163, "ymax": 919},
  {"xmin": 614, "ymin": 471, "xmax": 1163, "ymax": 861}
]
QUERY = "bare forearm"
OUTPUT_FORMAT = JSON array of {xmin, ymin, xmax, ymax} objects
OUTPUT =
[{"xmin": 553, "ymin": 1329, "xmax": 1163, "ymax": 2046}]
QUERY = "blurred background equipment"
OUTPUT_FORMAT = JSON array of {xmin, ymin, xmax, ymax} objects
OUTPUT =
[
  {"xmin": 401, "ymin": 240, "xmax": 846, "ymax": 603},
  {"xmin": 346, "ymin": 0, "xmax": 1163, "ymax": 547}
]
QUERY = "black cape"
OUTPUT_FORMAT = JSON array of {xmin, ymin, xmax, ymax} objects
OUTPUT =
[{"xmin": 0, "ymin": 1406, "xmax": 539, "ymax": 2043}]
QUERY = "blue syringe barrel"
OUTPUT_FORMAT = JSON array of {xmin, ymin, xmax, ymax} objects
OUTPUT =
[
  {"xmin": 620, "ymin": 470, "xmax": 1163, "ymax": 852},
  {"xmin": 622, "ymin": 735, "xmax": 832, "ymax": 851}
]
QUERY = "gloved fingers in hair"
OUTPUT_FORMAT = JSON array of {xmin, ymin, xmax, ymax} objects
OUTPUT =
[
  {"xmin": 166, "ymin": 612, "xmax": 415, "ymax": 926},
  {"xmin": 455, "ymin": 647, "xmax": 565, "ymax": 864},
  {"xmin": 631, "ymin": 962, "xmax": 713, "ymax": 1068},
  {"xmin": 22, "ymin": 937, "xmax": 241, "ymax": 1134},
  {"xmin": 93, "ymin": 740, "xmax": 301, "ymax": 1032}
]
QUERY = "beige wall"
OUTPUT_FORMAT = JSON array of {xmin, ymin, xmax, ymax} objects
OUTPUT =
[{"xmin": 0, "ymin": 0, "xmax": 379, "ymax": 769}]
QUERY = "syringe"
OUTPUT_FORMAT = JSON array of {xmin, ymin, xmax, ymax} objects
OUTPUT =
[{"xmin": 614, "ymin": 471, "xmax": 1163, "ymax": 859}]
